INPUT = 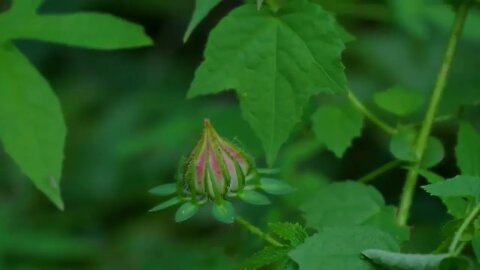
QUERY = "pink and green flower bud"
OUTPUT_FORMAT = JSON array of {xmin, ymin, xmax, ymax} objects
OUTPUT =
[{"xmin": 182, "ymin": 119, "xmax": 256, "ymax": 201}]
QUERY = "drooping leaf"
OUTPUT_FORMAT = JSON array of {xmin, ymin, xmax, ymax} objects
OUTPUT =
[
  {"xmin": 238, "ymin": 190, "xmax": 271, "ymax": 205},
  {"xmin": 422, "ymin": 175, "xmax": 480, "ymax": 204},
  {"xmin": 374, "ymin": 86, "xmax": 424, "ymax": 116},
  {"xmin": 149, "ymin": 197, "xmax": 181, "ymax": 212},
  {"xmin": 259, "ymin": 178, "xmax": 295, "ymax": 195},
  {"xmin": 149, "ymin": 183, "xmax": 177, "ymax": 196},
  {"xmin": 311, "ymin": 104, "xmax": 363, "ymax": 158},
  {"xmin": 269, "ymin": 222, "xmax": 308, "ymax": 247},
  {"xmin": 188, "ymin": 0, "xmax": 347, "ymax": 165},
  {"xmin": 0, "ymin": 0, "xmax": 152, "ymax": 49},
  {"xmin": 183, "ymin": 0, "xmax": 222, "ymax": 42},
  {"xmin": 0, "ymin": 43, "xmax": 65, "ymax": 209},
  {"xmin": 362, "ymin": 249, "xmax": 449, "ymax": 270},
  {"xmin": 456, "ymin": 122, "xmax": 480, "ymax": 176},
  {"xmin": 175, "ymin": 202, "xmax": 199, "ymax": 222},
  {"xmin": 289, "ymin": 226, "xmax": 399, "ymax": 270},
  {"xmin": 212, "ymin": 201, "xmax": 235, "ymax": 223},
  {"xmin": 243, "ymin": 246, "xmax": 289, "ymax": 270},
  {"xmin": 301, "ymin": 181, "xmax": 408, "ymax": 243}
]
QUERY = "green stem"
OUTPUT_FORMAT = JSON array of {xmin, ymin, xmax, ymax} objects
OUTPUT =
[
  {"xmin": 397, "ymin": 0, "xmax": 471, "ymax": 226},
  {"xmin": 235, "ymin": 216, "xmax": 284, "ymax": 247},
  {"xmin": 358, "ymin": 160, "xmax": 402, "ymax": 184},
  {"xmin": 347, "ymin": 90, "xmax": 397, "ymax": 135},
  {"xmin": 449, "ymin": 204, "xmax": 480, "ymax": 255}
]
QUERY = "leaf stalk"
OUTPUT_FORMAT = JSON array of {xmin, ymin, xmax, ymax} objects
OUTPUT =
[{"xmin": 235, "ymin": 216, "xmax": 284, "ymax": 247}]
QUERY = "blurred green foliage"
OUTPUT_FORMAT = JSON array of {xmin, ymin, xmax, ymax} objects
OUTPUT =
[{"xmin": 0, "ymin": 0, "xmax": 479, "ymax": 269}]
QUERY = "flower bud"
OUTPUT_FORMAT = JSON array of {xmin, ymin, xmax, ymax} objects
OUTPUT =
[{"xmin": 181, "ymin": 119, "xmax": 255, "ymax": 201}]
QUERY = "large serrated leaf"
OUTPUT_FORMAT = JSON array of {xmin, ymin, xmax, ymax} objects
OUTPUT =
[
  {"xmin": 423, "ymin": 175, "xmax": 480, "ymax": 204},
  {"xmin": 456, "ymin": 122, "xmax": 480, "ymax": 176},
  {"xmin": 183, "ymin": 0, "xmax": 222, "ymax": 42},
  {"xmin": 0, "ymin": 43, "xmax": 65, "ymax": 209},
  {"xmin": 188, "ymin": 0, "xmax": 347, "ymax": 165},
  {"xmin": 289, "ymin": 226, "xmax": 399, "ymax": 270}
]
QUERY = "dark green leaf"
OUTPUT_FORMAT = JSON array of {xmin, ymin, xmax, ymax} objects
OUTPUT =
[
  {"xmin": 0, "ymin": 0, "xmax": 152, "ymax": 49},
  {"xmin": 212, "ymin": 200, "xmax": 235, "ymax": 223},
  {"xmin": 362, "ymin": 249, "xmax": 449, "ymax": 270},
  {"xmin": 238, "ymin": 190, "xmax": 271, "ymax": 205},
  {"xmin": 422, "ymin": 175, "xmax": 480, "ymax": 204},
  {"xmin": 243, "ymin": 246, "xmax": 289, "ymax": 270},
  {"xmin": 456, "ymin": 122, "xmax": 480, "ymax": 176},
  {"xmin": 364, "ymin": 206, "xmax": 410, "ymax": 243},
  {"xmin": 260, "ymin": 178, "xmax": 295, "ymax": 195},
  {"xmin": 0, "ymin": 43, "xmax": 65, "ymax": 209},
  {"xmin": 311, "ymin": 104, "xmax": 364, "ymax": 158},
  {"xmin": 149, "ymin": 197, "xmax": 181, "ymax": 212},
  {"xmin": 188, "ymin": 0, "xmax": 347, "ymax": 165},
  {"xmin": 269, "ymin": 222, "xmax": 308, "ymax": 247},
  {"xmin": 439, "ymin": 256, "xmax": 476, "ymax": 270},
  {"xmin": 175, "ymin": 202, "xmax": 199, "ymax": 222},
  {"xmin": 373, "ymin": 86, "xmax": 424, "ymax": 116},
  {"xmin": 149, "ymin": 183, "xmax": 177, "ymax": 196},
  {"xmin": 183, "ymin": 0, "xmax": 222, "ymax": 42},
  {"xmin": 289, "ymin": 226, "xmax": 399, "ymax": 270},
  {"xmin": 473, "ymin": 231, "xmax": 480, "ymax": 264}
]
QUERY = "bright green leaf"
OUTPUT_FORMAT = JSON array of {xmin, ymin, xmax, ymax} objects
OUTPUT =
[
  {"xmin": 212, "ymin": 201, "xmax": 235, "ymax": 223},
  {"xmin": 0, "ymin": 43, "xmax": 65, "ymax": 209},
  {"xmin": 238, "ymin": 190, "xmax": 271, "ymax": 205},
  {"xmin": 289, "ymin": 226, "xmax": 399, "ymax": 270},
  {"xmin": 0, "ymin": 0, "xmax": 152, "ymax": 49},
  {"xmin": 422, "ymin": 175, "xmax": 480, "ymax": 204},
  {"xmin": 259, "ymin": 178, "xmax": 294, "ymax": 195},
  {"xmin": 149, "ymin": 197, "xmax": 181, "ymax": 212},
  {"xmin": 188, "ymin": 0, "xmax": 347, "ymax": 165},
  {"xmin": 269, "ymin": 222, "xmax": 308, "ymax": 247},
  {"xmin": 456, "ymin": 122, "xmax": 480, "ymax": 176},
  {"xmin": 175, "ymin": 202, "xmax": 199, "ymax": 222},
  {"xmin": 149, "ymin": 183, "xmax": 177, "ymax": 196},
  {"xmin": 374, "ymin": 86, "xmax": 424, "ymax": 116},
  {"xmin": 417, "ymin": 169, "xmax": 468, "ymax": 218},
  {"xmin": 362, "ymin": 249, "xmax": 449, "ymax": 270},
  {"xmin": 183, "ymin": 0, "xmax": 222, "ymax": 42},
  {"xmin": 311, "ymin": 104, "xmax": 363, "ymax": 158}
]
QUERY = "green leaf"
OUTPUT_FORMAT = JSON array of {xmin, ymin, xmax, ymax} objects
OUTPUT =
[
  {"xmin": 269, "ymin": 222, "xmax": 308, "ymax": 247},
  {"xmin": 259, "ymin": 178, "xmax": 295, "ymax": 195},
  {"xmin": 149, "ymin": 183, "xmax": 177, "ymax": 196},
  {"xmin": 438, "ymin": 256, "xmax": 476, "ymax": 270},
  {"xmin": 311, "ymin": 104, "xmax": 363, "ymax": 158},
  {"xmin": 456, "ymin": 122, "xmax": 480, "ymax": 176},
  {"xmin": 472, "ymin": 230, "xmax": 480, "ymax": 264},
  {"xmin": 183, "ymin": 0, "xmax": 222, "ymax": 42},
  {"xmin": 0, "ymin": 0, "xmax": 152, "ymax": 49},
  {"xmin": 243, "ymin": 246, "xmax": 289, "ymax": 270},
  {"xmin": 149, "ymin": 197, "xmax": 181, "ymax": 212},
  {"xmin": 364, "ymin": 206, "xmax": 410, "ymax": 243},
  {"xmin": 301, "ymin": 181, "xmax": 383, "ymax": 228},
  {"xmin": 238, "ymin": 190, "xmax": 271, "ymax": 205},
  {"xmin": 289, "ymin": 226, "xmax": 399, "ymax": 270},
  {"xmin": 422, "ymin": 175, "xmax": 480, "ymax": 204},
  {"xmin": 212, "ymin": 201, "xmax": 235, "ymax": 223},
  {"xmin": 256, "ymin": 0, "xmax": 265, "ymax": 10},
  {"xmin": 421, "ymin": 137, "xmax": 445, "ymax": 168},
  {"xmin": 390, "ymin": 128, "xmax": 417, "ymax": 162},
  {"xmin": 175, "ymin": 201, "xmax": 199, "ymax": 222},
  {"xmin": 374, "ymin": 86, "xmax": 424, "ymax": 116},
  {"xmin": 362, "ymin": 249, "xmax": 449, "ymax": 270},
  {"xmin": 417, "ymin": 169, "xmax": 468, "ymax": 218},
  {"xmin": 188, "ymin": 0, "xmax": 347, "ymax": 165},
  {"xmin": 0, "ymin": 43, "xmax": 65, "ymax": 209},
  {"xmin": 301, "ymin": 181, "xmax": 408, "ymax": 243}
]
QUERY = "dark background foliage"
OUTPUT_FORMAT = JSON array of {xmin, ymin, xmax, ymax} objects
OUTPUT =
[{"xmin": 0, "ymin": 0, "xmax": 479, "ymax": 269}]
